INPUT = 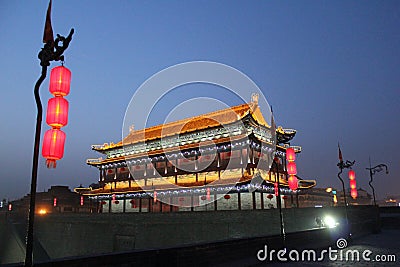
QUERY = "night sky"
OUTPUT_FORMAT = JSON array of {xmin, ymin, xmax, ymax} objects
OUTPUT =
[{"xmin": 0, "ymin": 1, "xmax": 399, "ymax": 201}]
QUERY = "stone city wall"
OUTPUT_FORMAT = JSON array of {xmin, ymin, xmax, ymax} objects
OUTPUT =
[{"xmin": 0, "ymin": 205, "xmax": 379, "ymax": 264}]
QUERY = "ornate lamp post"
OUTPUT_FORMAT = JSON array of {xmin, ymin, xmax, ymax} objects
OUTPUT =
[
  {"xmin": 25, "ymin": 1, "xmax": 74, "ymax": 266},
  {"xmin": 337, "ymin": 145, "xmax": 355, "ymax": 207},
  {"xmin": 336, "ymin": 145, "xmax": 354, "ymax": 238},
  {"xmin": 366, "ymin": 160, "xmax": 388, "ymax": 206}
]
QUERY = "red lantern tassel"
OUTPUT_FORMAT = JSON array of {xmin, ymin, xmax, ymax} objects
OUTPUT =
[{"xmin": 46, "ymin": 159, "xmax": 57, "ymax": 168}]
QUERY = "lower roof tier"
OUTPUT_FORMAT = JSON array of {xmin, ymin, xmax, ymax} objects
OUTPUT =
[{"xmin": 77, "ymin": 168, "xmax": 316, "ymax": 196}]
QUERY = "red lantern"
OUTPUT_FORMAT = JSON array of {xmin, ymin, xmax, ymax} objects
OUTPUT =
[
  {"xmin": 42, "ymin": 128, "xmax": 66, "ymax": 168},
  {"xmin": 153, "ymin": 191, "xmax": 157, "ymax": 203},
  {"xmin": 200, "ymin": 196, "xmax": 207, "ymax": 200},
  {"xmin": 53, "ymin": 197, "xmax": 57, "ymax": 207},
  {"xmin": 267, "ymin": 194, "xmax": 273, "ymax": 199},
  {"xmin": 350, "ymin": 179, "xmax": 357, "ymax": 189},
  {"xmin": 274, "ymin": 182, "xmax": 279, "ymax": 196},
  {"xmin": 348, "ymin": 170, "xmax": 356, "ymax": 180},
  {"xmin": 282, "ymin": 195, "xmax": 288, "ymax": 200},
  {"xmin": 46, "ymin": 97, "xmax": 69, "ymax": 128},
  {"xmin": 287, "ymin": 161, "xmax": 297, "ymax": 175},
  {"xmin": 49, "ymin": 66, "xmax": 71, "ymax": 96},
  {"xmin": 114, "ymin": 200, "xmax": 120, "ymax": 204},
  {"xmin": 80, "ymin": 196, "xmax": 84, "ymax": 206},
  {"xmin": 351, "ymin": 188, "xmax": 358, "ymax": 199},
  {"xmin": 224, "ymin": 194, "xmax": 231, "ymax": 200},
  {"xmin": 101, "ymin": 201, "xmax": 107, "ymax": 205},
  {"xmin": 207, "ymin": 187, "xmax": 211, "ymax": 200},
  {"xmin": 288, "ymin": 175, "xmax": 298, "ymax": 191},
  {"xmin": 286, "ymin": 147, "xmax": 296, "ymax": 162}
]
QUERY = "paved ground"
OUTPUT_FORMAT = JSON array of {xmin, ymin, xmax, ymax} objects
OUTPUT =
[{"xmin": 253, "ymin": 229, "xmax": 400, "ymax": 266}]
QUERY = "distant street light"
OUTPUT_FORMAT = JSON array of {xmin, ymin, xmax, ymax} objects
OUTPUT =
[
  {"xmin": 366, "ymin": 159, "xmax": 389, "ymax": 206},
  {"xmin": 25, "ymin": 1, "xmax": 74, "ymax": 266},
  {"xmin": 325, "ymin": 187, "xmax": 332, "ymax": 193},
  {"xmin": 325, "ymin": 187, "xmax": 338, "ymax": 206}
]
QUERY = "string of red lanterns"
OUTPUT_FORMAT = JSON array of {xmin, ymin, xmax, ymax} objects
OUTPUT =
[
  {"xmin": 349, "ymin": 169, "xmax": 358, "ymax": 199},
  {"xmin": 42, "ymin": 65, "xmax": 71, "ymax": 168},
  {"xmin": 286, "ymin": 147, "xmax": 298, "ymax": 191}
]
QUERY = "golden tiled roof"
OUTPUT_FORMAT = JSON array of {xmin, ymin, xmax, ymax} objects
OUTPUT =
[{"xmin": 94, "ymin": 100, "xmax": 270, "ymax": 151}]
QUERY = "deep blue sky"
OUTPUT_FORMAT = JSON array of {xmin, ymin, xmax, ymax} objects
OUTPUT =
[{"xmin": 0, "ymin": 1, "xmax": 399, "ymax": 201}]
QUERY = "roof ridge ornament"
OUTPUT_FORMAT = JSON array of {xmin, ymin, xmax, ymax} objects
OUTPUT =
[{"xmin": 251, "ymin": 93, "xmax": 259, "ymax": 105}]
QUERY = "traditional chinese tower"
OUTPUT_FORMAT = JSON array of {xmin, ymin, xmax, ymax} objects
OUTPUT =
[{"xmin": 82, "ymin": 95, "xmax": 315, "ymax": 213}]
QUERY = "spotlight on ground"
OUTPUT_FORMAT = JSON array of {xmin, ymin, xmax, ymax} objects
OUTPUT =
[{"xmin": 324, "ymin": 215, "xmax": 338, "ymax": 228}]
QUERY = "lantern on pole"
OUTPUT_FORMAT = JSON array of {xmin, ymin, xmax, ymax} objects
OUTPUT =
[
  {"xmin": 351, "ymin": 188, "xmax": 358, "ymax": 199},
  {"xmin": 287, "ymin": 161, "xmax": 297, "ymax": 176},
  {"xmin": 49, "ymin": 66, "xmax": 71, "ymax": 96},
  {"xmin": 42, "ymin": 129, "xmax": 66, "ymax": 168},
  {"xmin": 274, "ymin": 182, "xmax": 279, "ymax": 196},
  {"xmin": 348, "ymin": 169, "xmax": 356, "ymax": 180},
  {"xmin": 286, "ymin": 147, "xmax": 296, "ymax": 162},
  {"xmin": 349, "ymin": 179, "xmax": 356, "ymax": 189},
  {"xmin": 46, "ymin": 97, "xmax": 69, "ymax": 128},
  {"xmin": 288, "ymin": 175, "xmax": 298, "ymax": 191}
]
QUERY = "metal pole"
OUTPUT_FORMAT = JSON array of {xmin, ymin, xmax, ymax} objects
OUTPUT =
[
  {"xmin": 274, "ymin": 160, "xmax": 285, "ymax": 249},
  {"xmin": 24, "ymin": 66, "xmax": 47, "ymax": 267},
  {"xmin": 368, "ymin": 157, "xmax": 376, "ymax": 206},
  {"xmin": 366, "ymin": 161, "xmax": 388, "ymax": 206},
  {"xmin": 337, "ymin": 169, "xmax": 347, "ymax": 207},
  {"xmin": 368, "ymin": 168, "xmax": 376, "ymax": 206},
  {"xmin": 337, "ymin": 168, "xmax": 349, "ymax": 223}
]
